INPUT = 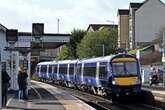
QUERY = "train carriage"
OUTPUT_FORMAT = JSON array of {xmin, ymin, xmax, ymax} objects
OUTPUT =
[
  {"xmin": 67, "ymin": 60, "xmax": 78, "ymax": 83},
  {"xmin": 35, "ymin": 53, "xmax": 141, "ymax": 99},
  {"xmin": 77, "ymin": 56, "xmax": 113, "ymax": 88},
  {"xmin": 36, "ymin": 62, "xmax": 51, "ymax": 81},
  {"xmin": 52, "ymin": 62, "xmax": 58, "ymax": 80},
  {"xmin": 108, "ymin": 54, "xmax": 141, "ymax": 97}
]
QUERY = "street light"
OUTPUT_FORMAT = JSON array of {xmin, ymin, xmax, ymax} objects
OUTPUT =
[
  {"xmin": 102, "ymin": 44, "xmax": 105, "ymax": 56},
  {"xmin": 57, "ymin": 18, "xmax": 60, "ymax": 33},
  {"xmin": 106, "ymin": 20, "xmax": 115, "ymax": 30}
]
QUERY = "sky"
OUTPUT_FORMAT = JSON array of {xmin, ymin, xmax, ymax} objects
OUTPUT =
[{"xmin": 0, "ymin": 0, "xmax": 165, "ymax": 34}]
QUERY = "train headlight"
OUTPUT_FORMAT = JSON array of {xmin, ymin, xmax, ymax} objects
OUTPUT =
[{"xmin": 112, "ymin": 80, "xmax": 117, "ymax": 85}]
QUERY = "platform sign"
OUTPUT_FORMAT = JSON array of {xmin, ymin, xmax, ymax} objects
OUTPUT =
[
  {"xmin": 32, "ymin": 23, "xmax": 44, "ymax": 36},
  {"xmin": 6, "ymin": 29, "xmax": 18, "ymax": 42}
]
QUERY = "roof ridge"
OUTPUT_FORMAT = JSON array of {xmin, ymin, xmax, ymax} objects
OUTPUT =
[{"xmin": 0, "ymin": 23, "xmax": 7, "ymax": 30}]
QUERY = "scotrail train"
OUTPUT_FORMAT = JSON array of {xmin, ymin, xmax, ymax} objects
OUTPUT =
[{"xmin": 34, "ymin": 53, "xmax": 142, "ymax": 99}]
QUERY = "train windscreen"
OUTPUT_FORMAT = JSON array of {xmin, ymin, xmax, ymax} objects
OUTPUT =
[{"xmin": 112, "ymin": 61, "xmax": 137, "ymax": 76}]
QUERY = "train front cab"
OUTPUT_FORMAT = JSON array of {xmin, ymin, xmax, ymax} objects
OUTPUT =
[{"xmin": 109, "ymin": 54, "xmax": 141, "ymax": 99}]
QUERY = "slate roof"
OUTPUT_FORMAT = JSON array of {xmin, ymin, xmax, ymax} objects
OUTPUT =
[
  {"xmin": 130, "ymin": 3, "xmax": 143, "ymax": 9},
  {"xmin": 118, "ymin": 9, "xmax": 129, "ymax": 15},
  {"xmin": 0, "ymin": 23, "xmax": 7, "ymax": 31},
  {"xmin": 87, "ymin": 24, "xmax": 118, "ymax": 31}
]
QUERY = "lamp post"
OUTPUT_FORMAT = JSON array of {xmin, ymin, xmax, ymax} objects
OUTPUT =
[
  {"xmin": 0, "ymin": 58, "xmax": 1, "ymax": 108},
  {"xmin": 106, "ymin": 20, "xmax": 115, "ymax": 30},
  {"xmin": 162, "ymin": 31, "xmax": 165, "ymax": 64},
  {"xmin": 57, "ymin": 18, "xmax": 60, "ymax": 33},
  {"xmin": 102, "ymin": 44, "xmax": 105, "ymax": 56},
  {"xmin": 96, "ymin": 44, "xmax": 105, "ymax": 56}
]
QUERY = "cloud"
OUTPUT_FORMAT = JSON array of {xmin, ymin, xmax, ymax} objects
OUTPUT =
[{"xmin": 1, "ymin": 0, "xmax": 161, "ymax": 33}]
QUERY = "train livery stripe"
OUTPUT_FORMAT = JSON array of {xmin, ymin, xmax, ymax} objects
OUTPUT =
[
  {"xmin": 112, "ymin": 58, "xmax": 136, "ymax": 62},
  {"xmin": 114, "ymin": 77, "xmax": 137, "ymax": 86}
]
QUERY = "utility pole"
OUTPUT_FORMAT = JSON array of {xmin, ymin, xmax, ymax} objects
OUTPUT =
[
  {"xmin": 163, "ymin": 31, "xmax": 165, "ymax": 84},
  {"xmin": 57, "ymin": 18, "xmax": 59, "ymax": 33},
  {"xmin": 106, "ymin": 20, "xmax": 115, "ymax": 30},
  {"xmin": 102, "ymin": 44, "xmax": 105, "ymax": 56},
  {"xmin": 163, "ymin": 31, "xmax": 165, "ymax": 60}
]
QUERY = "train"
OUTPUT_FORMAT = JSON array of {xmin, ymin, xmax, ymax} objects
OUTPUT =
[{"xmin": 34, "ymin": 53, "xmax": 142, "ymax": 100}]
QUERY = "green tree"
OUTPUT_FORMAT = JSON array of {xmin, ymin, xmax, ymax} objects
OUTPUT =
[
  {"xmin": 77, "ymin": 28, "xmax": 118, "ymax": 59},
  {"xmin": 57, "ymin": 29, "xmax": 86, "ymax": 60},
  {"xmin": 57, "ymin": 45, "xmax": 71, "ymax": 60}
]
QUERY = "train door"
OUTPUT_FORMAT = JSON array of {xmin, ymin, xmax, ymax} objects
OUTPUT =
[
  {"xmin": 53, "ymin": 65, "xmax": 58, "ymax": 80},
  {"xmin": 46, "ymin": 65, "xmax": 49, "ymax": 79},
  {"xmin": 57, "ymin": 64, "xmax": 59, "ymax": 80},
  {"xmin": 76, "ymin": 63, "xmax": 82, "ymax": 84},
  {"xmin": 98, "ymin": 62, "xmax": 108, "ymax": 87},
  {"xmin": 96, "ymin": 62, "xmax": 100, "ymax": 86},
  {"xmin": 67, "ymin": 64, "xmax": 70, "ymax": 81},
  {"xmin": 68, "ymin": 63, "xmax": 74, "ymax": 81},
  {"xmin": 48, "ymin": 65, "xmax": 53, "ymax": 80}
]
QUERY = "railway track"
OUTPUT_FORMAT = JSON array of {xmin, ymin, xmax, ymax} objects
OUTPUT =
[{"xmin": 39, "ymin": 81, "xmax": 164, "ymax": 110}]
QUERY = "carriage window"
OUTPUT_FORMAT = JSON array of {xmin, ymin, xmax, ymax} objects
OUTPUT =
[
  {"xmin": 84, "ymin": 67, "xmax": 96, "ymax": 77},
  {"xmin": 69, "ymin": 64, "xmax": 74, "ymax": 75},
  {"xmin": 53, "ymin": 65, "xmax": 57, "ymax": 73},
  {"xmin": 83, "ymin": 63, "xmax": 96, "ymax": 77},
  {"xmin": 59, "ymin": 65, "xmax": 67, "ymax": 74},
  {"xmin": 41, "ymin": 65, "xmax": 47, "ymax": 73},
  {"xmin": 99, "ymin": 63, "xmax": 107, "ymax": 79},
  {"xmin": 48, "ymin": 65, "xmax": 52, "ymax": 73}
]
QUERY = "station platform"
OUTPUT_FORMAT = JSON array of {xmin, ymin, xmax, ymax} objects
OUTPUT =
[
  {"xmin": 142, "ymin": 84, "xmax": 165, "ymax": 102},
  {"xmin": 143, "ymin": 83, "xmax": 165, "ymax": 90},
  {"xmin": 3, "ymin": 80, "xmax": 95, "ymax": 110}
]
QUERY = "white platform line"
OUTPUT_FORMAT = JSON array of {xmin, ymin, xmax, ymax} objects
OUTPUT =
[
  {"xmin": 141, "ymin": 104, "xmax": 163, "ymax": 110},
  {"xmin": 30, "ymin": 86, "xmax": 42, "ymax": 100},
  {"xmin": 6, "ymin": 95, "xmax": 14, "ymax": 107}
]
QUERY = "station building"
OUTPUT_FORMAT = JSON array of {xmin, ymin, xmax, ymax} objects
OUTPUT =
[{"xmin": 0, "ymin": 23, "xmax": 70, "ymax": 91}]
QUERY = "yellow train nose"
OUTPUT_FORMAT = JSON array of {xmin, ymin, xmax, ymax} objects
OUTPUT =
[{"xmin": 114, "ymin": 77, "xmax": 137, "ymax": 86}]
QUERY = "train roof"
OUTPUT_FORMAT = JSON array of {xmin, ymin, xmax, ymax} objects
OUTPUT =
[
  {"xmin": 57, "ymin": 60, "xmax": 79, "ymax": 64},
  {"xmin": 37, "ymin": 61, "xmax": 53, "ymax": 65},
  {"xmin": 37, "ymin": 54, "xmax": 136, "ymax": 65},
  {"xmin": 79, "ymin": 54, "xmax": 136, "ymax": 63},
  {"xmin": 37, "ymin": 60, "xmax": 79, "ymax": 65},
  {"xmin": 80, "ymin": 55, "xmax": 114, "ymax": 64}
]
